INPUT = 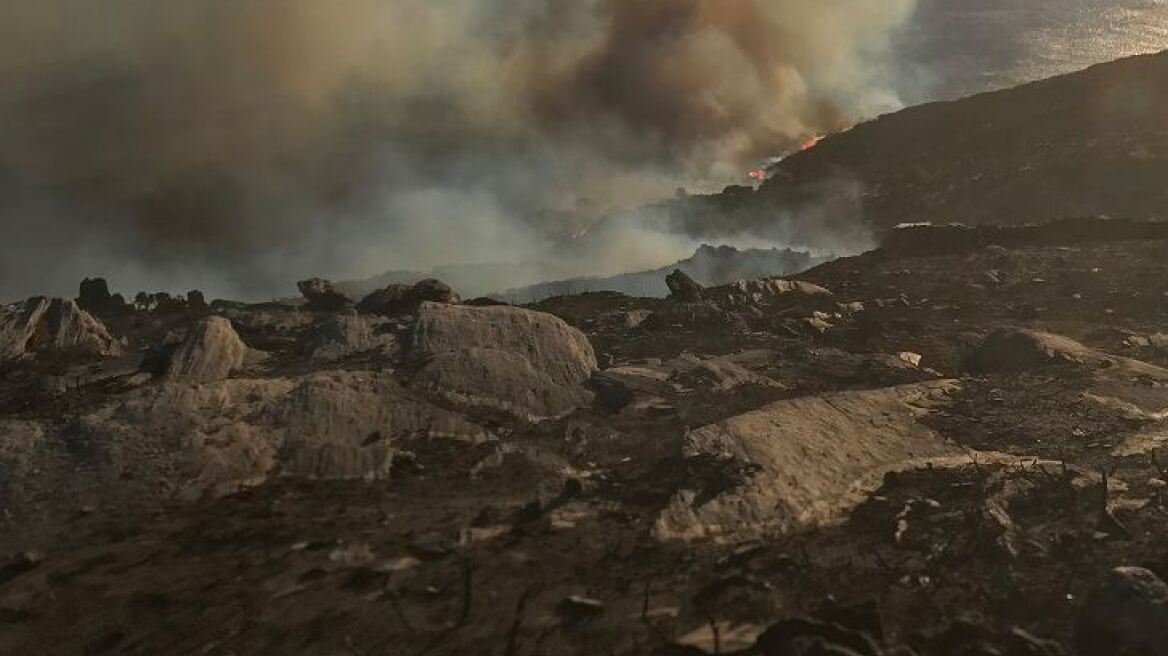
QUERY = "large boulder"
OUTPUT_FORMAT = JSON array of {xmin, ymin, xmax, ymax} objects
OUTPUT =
[
  {"xmin": 410, "ymin": 278, "xmax": 459, "ymax": 305},
  {"xmin": 356, "ymin": 278, "xmax": 460, "ymax": 316},
  {"xmin": 1074, "ymin": 567, "xmax": 1168, "ymax": 656},
  {"xmin": 163, "ymin": 317, "xmax": 248, "ymax": 383},
  {"xmin": 666, "ymin": 269, "xmax": 706, "ymax": 302},
  {"xmin": 414, "ymin": 347, "xmax": 595, "ymax": 422},
  {"xmin": 297, "ymin": 278, "xmax": 352, "ymax": 312},
  {"xmin": 408, "ymin": 302, "xmax": 597, "ymax": 421},
  {"xmin": 0, "ymin": 297, "xmax": 123, "ymax": 361},
  {"xmin": 76, "ymin": 371, "xmax": 487, "ymax": 498},
  {"xmin": 655, "ymin": 381, "xmax": 964, "ymax": 541}
]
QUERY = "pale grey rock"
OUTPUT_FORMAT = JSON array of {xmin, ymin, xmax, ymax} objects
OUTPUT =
[
  {"xmin": 0, "ymin": 297, "xmax": 122, "ymax": 361},
  {"xmin": 163, "ymin": 317, "xmax": 249, "ymax": 383},
  {"xmin": 655, "ymin": 381, "xmax": 963, "ymax": 541},
  {"xmin": 408, "ymin": 302, "xmax": 597, "ymax": 421}
]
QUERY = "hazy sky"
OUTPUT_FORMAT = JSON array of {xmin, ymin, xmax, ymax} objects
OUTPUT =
[{"xmin": 898, "ymin": 0, "xmax": 1168, "ymax": 101}]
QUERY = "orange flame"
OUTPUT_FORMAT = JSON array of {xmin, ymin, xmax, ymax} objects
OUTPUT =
[
  {"xmin": 798, "ymin": 134, "xmax": 824, "ymax": 152},
  {"xmin": 747, "ymin": 168, "xmax": 767, "ymax": 182}
]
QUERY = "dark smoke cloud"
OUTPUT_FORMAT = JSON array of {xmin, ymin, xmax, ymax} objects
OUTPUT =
[
  {"xmin": 533, "ymin": 0, "xmax": 908, "ymax": 167},
  {"xmin": 0, "ymin": 0, "xmax": 915, "ymax": 301}
]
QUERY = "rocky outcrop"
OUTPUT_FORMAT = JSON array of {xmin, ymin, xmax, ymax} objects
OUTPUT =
[
  {"xmin": 297, "ymin": 278, "xmax": 352, "ymax": 312},
  {"xmin": 646, "ymin": 274, "xmax": 835, "ymax": 334},
  {"xmin": 186, "ymin": 290, "xmax": 208, "ymax": 312},
  {"xmin": 410, "ymin": 279, "xmax": 459, "ymax": 305},
  {"xmin": 709, "ymin": 278, "xmax": 834, "ymax": 311},
  {"xmin": 355, "ymin": 278, "xmax": 460, "ymax": 316},
  {"xmin": 665, "ymin": 269, "xmax": 705, "ymax": 302},
  {"xmin": 655, "ymin": 381, "xmax": 963, "ymax": 541},
  {"xmin": 77, "ymin": 278, "xmax": 129, "ymax": 315},
  {"xmin": 163, "ymin": 317, "xmax": 248, "ymax": 383},
  {"xmin": 408, "ymin": 302, "xmax": 597, "ymax": 421},
  {"xmin": 76, "ymin": 371, "xmax": 486, "ymax": 498},
  {"xmin": 0, "ymin": 297, "xmax": 123, "ymax": 361}
]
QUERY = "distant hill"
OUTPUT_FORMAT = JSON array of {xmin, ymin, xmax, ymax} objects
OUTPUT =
[
  {"xmin": 338, "ymin": 245, "xmax": 825, "ymax": 305},
  {"xmin": 497, "ymin": 244, "xmax": 827, "ymax": 304},
  {"xmin": 666, "ymin": 50, "xmax": 1168, "ymax": 246}
]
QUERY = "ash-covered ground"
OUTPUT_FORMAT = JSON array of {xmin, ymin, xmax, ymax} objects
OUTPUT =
[{"xmin": 2, "ymin": 218, "xmax": 1168, "ymax": 656}]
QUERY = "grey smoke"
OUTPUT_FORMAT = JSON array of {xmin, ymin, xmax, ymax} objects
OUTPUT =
[{"xmin": 0, "ymin": 0, "xmax": 917, "ymax": 301}]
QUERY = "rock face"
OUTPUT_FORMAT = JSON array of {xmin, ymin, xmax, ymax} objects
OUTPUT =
[
  {"xmin": 409, "ymin": 302, "xmax": 597, "ymax": 421},
  {"xmin": 1074, "ymin": 566, "xmax": 1168, "ymax": 656},
  {"xmin": 356, "ymin": 278, "xmax": 460, "ymax": 316},
  {"xmin": 0, "ymin": 297, "xmax": 123, "ymax": 361},
  {"xmin": 78, "ymin": 371, "xmax": 486, "ymax": 497},
  {"xmin": 163, "ymin": 316, "xmax": 248, "ymax": 383},
  {"xmin": 297, "ymin": 278, "xmax": 352, "ymax": 312},
  {"xmin": 655, "ymin": 381, "xmax": 963, "ymax": 541}
]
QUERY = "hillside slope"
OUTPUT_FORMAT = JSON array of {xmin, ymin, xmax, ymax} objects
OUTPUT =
[{"xmin": 668, "ymin": 50, "xmax": 1168, "ymax": 245}]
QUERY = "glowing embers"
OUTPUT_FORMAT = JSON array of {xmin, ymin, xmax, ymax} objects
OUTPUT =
[
  {"xmin": 798, "ymin": 133, "xmax": 825, "ymax": 152},
  {"xmin": 745, "ymin": 133, "xmax": 826, "ymax": 182}
]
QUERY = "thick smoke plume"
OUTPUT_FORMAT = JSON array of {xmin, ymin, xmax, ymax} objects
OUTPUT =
[{"xmin": 0, "ymin": 0, "xmax": 915, "ymax": 301}]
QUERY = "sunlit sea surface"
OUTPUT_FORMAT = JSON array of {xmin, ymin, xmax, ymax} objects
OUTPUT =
[{"xmin": 900, "ymin": 0, "xmax": 1168, "ymax": 101}]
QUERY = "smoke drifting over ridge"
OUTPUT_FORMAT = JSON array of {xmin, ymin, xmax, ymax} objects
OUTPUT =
[{"xmin": 0, "ymin": 0, "xmax": 916, "ymax": 300}]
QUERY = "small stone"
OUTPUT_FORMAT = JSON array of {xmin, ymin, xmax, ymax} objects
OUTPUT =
[
  {"xmin": 374, "ymin": 557, "xmax": 422, "ymax": 573},
  {"xmin": 899, "ymin": 352, "xmax": 923, "ymax": 367},
  {"xmin": 328, "ymin": 542, "xmax": 375, "ymax": 568},
  {"xmin": 556, "ymin": 595, "xmax": 605, "ymax": 624},
  {"xmin": 408, "ymin": 532, "xmax": 457, "ymax": 560}
]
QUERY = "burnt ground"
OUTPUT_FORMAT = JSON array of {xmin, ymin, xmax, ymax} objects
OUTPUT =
[{"xmin": 2, "ymin": 224, "xmax": 1168, "ymax": 655}]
